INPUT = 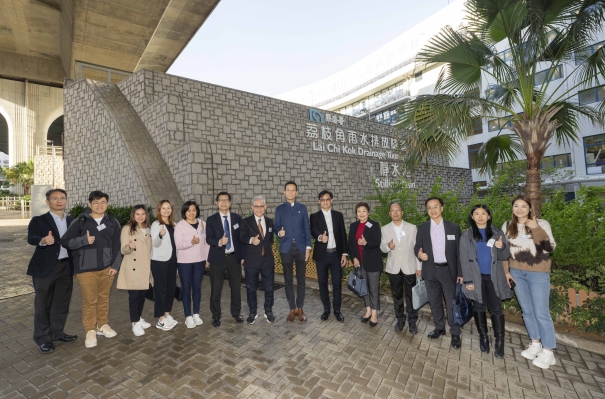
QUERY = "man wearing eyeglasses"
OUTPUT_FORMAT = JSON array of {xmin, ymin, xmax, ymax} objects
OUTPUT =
[
  {"xmin": 310, "ymin": 190, "xmax": 348, "ymax": 322},
  {"xmin": 414, "ymin": 197, "xmax": 464, "ymax": 348},
  {"xmin": 61, "ymin": 190, "xmax": 122, "ymax": 349}
]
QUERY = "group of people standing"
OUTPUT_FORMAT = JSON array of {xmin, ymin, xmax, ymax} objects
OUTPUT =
[{"xmin": 26, "ymin": 183, "xmax": 557, "ymax": 370}]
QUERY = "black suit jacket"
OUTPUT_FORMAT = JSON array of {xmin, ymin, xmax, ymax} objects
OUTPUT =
[
  {"xmin": 27, "ymin": 212, "xmax": 75, "ymax": 277},
  {"xmin": 239, "ymin": 215, "xmax": 275, "ymax": 268},
  {"xmin": 206, "ymin": 212, "xmax": 243, "ymax": 266},
  {"xmin": 310, "ymin": 209, "xmax": 348, "ymax": 260},
  {"xmin": 414, "ymin": 220, "xmax": 461, "ymax": 282},
  {"xmin": 348, "ymin": 219, "xmax": 382, "ymax": 272}
]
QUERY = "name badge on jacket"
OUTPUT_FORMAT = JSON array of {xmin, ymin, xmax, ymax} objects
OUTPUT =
[
  {"xmin": 447, "ymin": 234, "xmax": 455, "ymax": 240},
  {"xmin": 366, "ymin": 222, "xmax": 373, "ymax": 228}
]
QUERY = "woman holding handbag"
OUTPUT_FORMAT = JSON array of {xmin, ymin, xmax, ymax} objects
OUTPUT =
[
  {"xmin": 460, "ymin": 205, "xmax": 511, "ymax": 358},
  {"xmin": 348, "ymin": 202, "xmax": 382, "ymax": 327},
  {"xmin": 174, "ymin": 200, "xmax": 209, "ymax": 329},
  {"xmin": 150, "ymin": 200, "xmax": 179, "ymax": 331},
  {"xmin": 117, "ymin": 205, "xmax": 153, "ymax": 337}
]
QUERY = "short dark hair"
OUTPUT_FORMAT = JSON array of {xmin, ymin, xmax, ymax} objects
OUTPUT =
[
  {"xmin": 45, "ymin": 188, "xmax": 67, "ymax": 200},
  {"xmin": 181, "ymin": 200, "xmax": 201, "ymax": 219},
  {"xmin": 318, "ymin": 190, "xmax": 333, "ymax": 200},
  {"xmin": 425, "ymin": 196, "xmax": 444, "ymax": 207},
  {"xmin": 284, "ymin": 181, "xmax": 298, "ymax": 190},
  {"xmin": 88, "ymin": 190, "xmax": 109, "ymax": 202},
  {"xmin": 216, "ymin": 191, "xmax": 232, "ymax": 202},
  {"xmin": 355, "ymin": 202, "xmax": 370, "ymax": 213}
]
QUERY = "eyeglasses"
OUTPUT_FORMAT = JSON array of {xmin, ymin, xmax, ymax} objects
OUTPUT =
[
  {"xmin": 426, "ymin": 206, "xmax": 441, "ymax": 210},
  {"xmin": 319, "ymin": 198, "xmax": 332, "ymax": 202},
  {"xmin": 252, "ymin": 205, "xmax": 266, "ymax": 208},
  {"xmin": 91, "ymin": 201, "xmax": 108, "ymax": 206},
  {"xmin": 49, "ymin": 197, "xmax": 66, "ymax": 201},
  {"xmin": 217, "ymin": 199, "xmax": 231, "ymax": 203}
]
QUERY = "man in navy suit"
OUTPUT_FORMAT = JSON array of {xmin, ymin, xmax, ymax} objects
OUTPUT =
[
  {"xmin": 27, "ymin": 189, "xmax": 77, "ymax": 353},
  {"xmin": 240, "ymin": 195, "xmax": 276, "ymax": 324},
  {"xmin": 205, "ymin": 191, "xmax": 244, "ymax": 327},
  {"xmin": 274, "ymin": 181, "xmax": 312, "ymax": 322}
]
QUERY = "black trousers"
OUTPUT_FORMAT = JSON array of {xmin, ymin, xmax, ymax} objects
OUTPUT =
[
  {"xmin": 474, "ymin": 274, "xmax": 503, "ymax": 316},
  {"xmin": 209, "ymin": 254, "xmax": 242, "ymax": 318},
  {"xmin": 315, "ymin": 251, "xmax": 342, "ymax": 312},
  {"xmin": 426, "ymin": 266, "xmax": 460, "ymax": 335},
  {"xmin": 128, "ymin": 290, "xmax": 147, "ymax": 322},
  {"xmin": 245, "ymin": 256, "xmax": 274, "ymax": 314},
  {"xmin": 32, "ymin": 259, "xmax": 73, "ymax": 345},
  {"xmin": 387, "ymin": 270, "xmax": 418, "ymax": 325},
  {"xmin": 151, "ymin": 259, "xmax": 177, "ymax": 318},
  {"xmin": 281, "ymin": 245, "xmax": 307, "ymax": 310}
]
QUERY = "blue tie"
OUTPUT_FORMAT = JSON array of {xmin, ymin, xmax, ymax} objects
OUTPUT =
[{"xmin": 223, "ymin": 216, "xmax": 231, "ymax": 250}]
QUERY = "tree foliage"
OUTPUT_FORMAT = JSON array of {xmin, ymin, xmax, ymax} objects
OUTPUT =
[{"xmin": 3, "ymin": 160, "xmax": 34, "ymax": 195}]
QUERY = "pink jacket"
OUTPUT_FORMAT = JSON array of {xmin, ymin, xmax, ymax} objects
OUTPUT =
[{"xmin": 174, "ymin": 219, "xmax": 209, "ymax": 263}]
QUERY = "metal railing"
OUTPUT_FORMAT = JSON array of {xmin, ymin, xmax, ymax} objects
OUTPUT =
[
  {"xmin": 36, "ymin": 145, "xmax": 63, "ymax": 157},
  {"xmin": 0, "ymin": 196, "xmax": 31, "ymax": 218}
]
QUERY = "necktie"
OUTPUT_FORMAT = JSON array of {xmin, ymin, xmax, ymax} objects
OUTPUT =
[
  {"xmin": 223, "ymin": 216, "xmax": 231, "ymax": 250},
  {"xmin": 258, "ymin": 218, "xmax": 264, "ymax": 256}
]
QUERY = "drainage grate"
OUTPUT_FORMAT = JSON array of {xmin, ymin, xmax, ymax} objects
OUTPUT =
[{"xmin": 0, "ymin": 238, "xmax": 16, "ymax": 243}]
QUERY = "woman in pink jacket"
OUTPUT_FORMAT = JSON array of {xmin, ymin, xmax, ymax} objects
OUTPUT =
[{"xmin": 174, "ymin": 200, "xmax": 209, "ymax": 329}]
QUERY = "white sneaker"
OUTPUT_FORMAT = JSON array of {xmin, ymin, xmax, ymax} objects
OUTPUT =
[
  {"xmin": 96, "ymin": 324, "xmax": 117, "ymax": 338},
  {"xmin": 139, "ymin": 318, "xmax": 151, "ymax": 329},
  {"xmin": 532, "ymin": 350, "xmax": 556, "ymax": 369},
  {"xmin": 156, "ymin": 318, "xmax": 175, "ymax": 331},
  {"xmin": 193, "ymin": 314, "xmax": 203, "ymax": 325},
  {"xmin": 165, "ymin": 315, "xmax": 178, "ymax": 327},
  {"xmin": 85, "ymin": 330, "xmax": 97, "ymax": 348},
  {"xmin": 132, "ymin": 322, "xmax": 145, "ymax": 337},
  {"xmin": 185, "ymin": 316, "xmax": 196, "ymax": 329},
  {"xmin": 521, "ymin": 342, "xmax": 543, "ymax": 360}
]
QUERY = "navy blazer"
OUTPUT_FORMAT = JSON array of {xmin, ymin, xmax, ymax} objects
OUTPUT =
[
  {"xmin": 27, "ymin": 212, "xmax": 75, "ymax": 277},
  {"xmin": 274, "ymin": 201, "xmax": 312, "ymax": 253},
  {"xmin": 239, "ymin": 215, "xmax": 275, "ymax": 269},
  {"xmin": 205, "ymin": 212, "xmax": 243, "ymax": 266},
  {"xmin": 414, "ymin": 220, "xmax": 462, "ymax": 282},
  {"xmin": 348, "ymin": 219, "xmax": 383, "ymax": 273},
  {"xmin": 310, "ymin": 209, "xmax": 348, "ymax": 260}
]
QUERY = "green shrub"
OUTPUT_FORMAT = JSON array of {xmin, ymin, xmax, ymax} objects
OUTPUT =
[
  {"xmin": 549, "ymin": 288, "xmax": 570, "ymax": 321},
  {"xmin": 67, "ymin": 203, "xmax": 156, "ymax": 227},
  {"xmin": 571, "ymin": 296, "xmax": 605, "ymax": 335}
]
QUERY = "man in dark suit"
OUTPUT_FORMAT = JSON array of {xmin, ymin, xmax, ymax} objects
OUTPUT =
[
  {"xmin": 240, "ymin": 195, "xmax": 276, "ymax": 324},
  {"xmin": 414, "ymin": 196, "xmax": 464, "ymax": 348},
  {"xmin": 310, "ymin": 190, "xmax": 348, "ymax": 322},
  {"xmin": 205, "ymin": 191, "xmax": 244, "ymax": 327},
  {"xmin": 274, "ymin": 181, "xmax": 312, "ymax": 323},
  {"xmin": 27, "ymin": 188, "xmax": 77, "ymax": 353}
]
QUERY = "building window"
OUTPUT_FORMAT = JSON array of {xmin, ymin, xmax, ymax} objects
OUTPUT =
[
  {"xmin": 468, "ymin": 143, "xmax": 483, "ymax": 169},
  {"xmin": 471, "ymin": 117, "xmax": 483, "ymax": 135},
  {"xmin": 584, "ymin": 134, "xmax": 605, "ymax": 175},
  {"xmin": 487, "ymin": 116, "xmax": 513, "ymax": 132},
  {"xmin": 534, "ymin": 65, "xmax": 563, "ymax": 86},
  {"xmin": 575, "ymin": 40, "xmax": 605, "ymax": 65},
  {"xmin": 415, "ymin": 71, "xmax": 423, "ymax": 82},
  {"xmin": 540, "ymin": 153, "xmax": 572, "ymax": 168},
  {"xmin": 578, "ymin": 85, "xmax": 605, "ymax": 105}
]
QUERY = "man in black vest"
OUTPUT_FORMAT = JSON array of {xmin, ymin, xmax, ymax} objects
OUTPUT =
[{"xmin": 27, "ymin": 189, "xmax": 77, "ymax": 353}]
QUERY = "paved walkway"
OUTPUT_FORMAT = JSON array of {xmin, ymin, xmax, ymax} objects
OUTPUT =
[{"xmin": 1, "ymin": 223, "xmax": 604, "ymax": 398}]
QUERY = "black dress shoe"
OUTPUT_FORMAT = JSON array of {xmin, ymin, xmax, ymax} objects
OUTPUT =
[
  {"xmin": 212, "ymin": 317, "xmax": 221, "ymax": 327},
  {"xmin": 369, "ymin": 320, "xmax": 378, "ymax": 327},
  {"xmin": 320, "ymin": 311, "xmax": 330, "ymax": 321},
  {"xmin": 360, "ymin": 315, "xmax": 371, "ymax": 323},
  {"xmin": 39, "ymin": 342, "xmax": 55, "ymax": 354},
  {"xmin": 408, "ymin": 323, "xmax": 418, "ymax": 335},
  {"xmin": 56, "ymin": 334, "xmax": 78, "ymax": 343},
  {"xmin": 233, "ymin": 315, "xmax": 244, "ymax": 323},
  {"xmin": 395, "ymin": 319, "xmax": 405, "ymax": 332},
  {"xmin": 451, "ymin": 334, "xmax": 462, "ymax": 349},
  {"xmin": 334, "ymin": 311, "xmax": 345, "ymax": 322},
  {"xmin": 427, "ymin": 329, "xmax": 446, "ymax": 339}
]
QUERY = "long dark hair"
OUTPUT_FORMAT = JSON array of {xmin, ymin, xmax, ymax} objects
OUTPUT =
[
  {"xmin": 505, "ymin": 195, "xmax": 535, "ymax": 239},
  {"xmin": 129, "ymin": 204, "xmax": 150, "ymax": 235},
  {"xmin": 468, "ymin": 204, "xmax": 493, "ymax": 242}
]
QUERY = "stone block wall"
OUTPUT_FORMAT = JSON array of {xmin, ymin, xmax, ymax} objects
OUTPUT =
[{"xmin": 34, "ymin": 155, "xmax": 65, "ymax": 189}]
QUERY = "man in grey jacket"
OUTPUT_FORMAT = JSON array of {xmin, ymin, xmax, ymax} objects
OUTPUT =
[
  {"xmin": 380, "ymin": 203, "xmax": 422, "ymax": 334},
  {"xmin": 61, "ymin": 190, "xmax": 121, "ymax": 349}
]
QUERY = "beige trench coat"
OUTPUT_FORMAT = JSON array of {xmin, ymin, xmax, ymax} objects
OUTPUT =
[{"xmin": 117, "ymin": 225, "xmax": 153, "ymax": 290}]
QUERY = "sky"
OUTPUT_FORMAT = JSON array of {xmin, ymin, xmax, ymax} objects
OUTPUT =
[{"xmin": 168, "ymin": 0, "xmax": 455, "ymax": 97}]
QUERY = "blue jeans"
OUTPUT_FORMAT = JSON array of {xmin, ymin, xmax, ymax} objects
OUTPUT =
[
  {"xmin": 177, "ymin": 261, "xmax": 205, "ymax": 317},
  {"xmin": 510, "ymin": 268, "xmax": 556, "ymax": 349}
]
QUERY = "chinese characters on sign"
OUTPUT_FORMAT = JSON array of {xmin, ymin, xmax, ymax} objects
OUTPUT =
[{"xmin": 374, "ymin": 162, "xmax": 415, "ymax": 189}]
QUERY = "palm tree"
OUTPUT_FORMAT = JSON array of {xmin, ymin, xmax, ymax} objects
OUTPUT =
[
  {"xmin": 4, "ymin": 160, "xmax": 34, "ymax": 195},
  {"xmin": 398, "ymin": 0, "xmax": 605, "ymax": 215}
]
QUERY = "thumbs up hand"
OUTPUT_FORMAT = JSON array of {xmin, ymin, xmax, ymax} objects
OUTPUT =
[
  {"xmin": 418, "ymin": 247, "xmax": 428, "ymax": 261},
  {"xmin": 86, "ymin": 230, "xmax": 95, "ymax": 245},
  {"xmin": 388, "ymin": 238, "xmax": 395, "ymax": 250},
  {"xmin": 320, "ymin": 231, "xmax": 328, "ymax": 243},
  {"xmin": 252, "ymin": 235, "xmax": 261, "ymax": 246},
  {"xmin": 220, "ymin": 232, "xmax": 229, "ymax": 246},
  {"xmin": 358, "ymin": 234, "xmax": 367, "ymax": 246},
  {"xmin": 191, "ymin": 235, "xmax": 200, "ymax": 245},
  {"xmin": 129, "ymin": 239, "xmax": 136, "ymax": 249},
  {"xmin": 495, "ymin": 235, "xmax": 504, "ymax": 249},
  {"xmin": 43, "ymin": 231, "xmax": 55, "ymax": 245},
  {"xmin": 278, "ymin": 227, "xmax": 285, "ymax": 238},
  {"xmin": 159, "ymin": 225, "xmax": 167, "ymax": 237}
]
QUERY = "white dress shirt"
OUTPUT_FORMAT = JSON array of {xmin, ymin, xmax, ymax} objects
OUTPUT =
[
  {"xmin": 40, "ymin": 212, "xmax": 69, "ymax": 259},
  {"xmin": 249, "ymin": 216, "xmax": 266, "ymax": 243},
  {"xmin": 321, "ymin": 209, "xmax": 336, "ymax": 249}
]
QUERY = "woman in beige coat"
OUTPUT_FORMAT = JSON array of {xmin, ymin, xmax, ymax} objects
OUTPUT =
[{"xmin": 117, "ymin": 205, "xmax": 152, "ymax": 337}]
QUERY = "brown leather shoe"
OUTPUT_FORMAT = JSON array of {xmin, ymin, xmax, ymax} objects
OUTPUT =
[
  {"xmin": 287, "ymin": 309, "xmax": 297, "ymax": 322},
  {"xmin": 297, "ymin": 308, "xmax": 307, "ymax": 323}
]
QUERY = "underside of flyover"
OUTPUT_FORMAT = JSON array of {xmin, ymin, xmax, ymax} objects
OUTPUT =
[{"xmin": 0, "ymin": 112, "xmax": 7, "ymax": 155}]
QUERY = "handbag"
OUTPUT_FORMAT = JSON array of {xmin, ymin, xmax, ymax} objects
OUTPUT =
[
  {"xmin": 144, "ymin": 283, "xmax": 155, "ymax": 301},
  {"xmin": 412, "ymin": 277, "xmax": 428, "ymax": 310},
  {"xmin": 347, "ymin": 266, "xmax": 368, "ymax": 297},
  {"xmin": 174, "ymin": 284, "xmax": 183, "ymax": 301},
  {"xmin": 452, "ymin": 283, "xmax": 473, "ymax": 326}
]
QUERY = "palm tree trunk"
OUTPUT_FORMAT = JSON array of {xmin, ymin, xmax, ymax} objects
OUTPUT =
[{"xmin": 525, "ymin": 151, "xmax": 543, "ymax": 216}]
